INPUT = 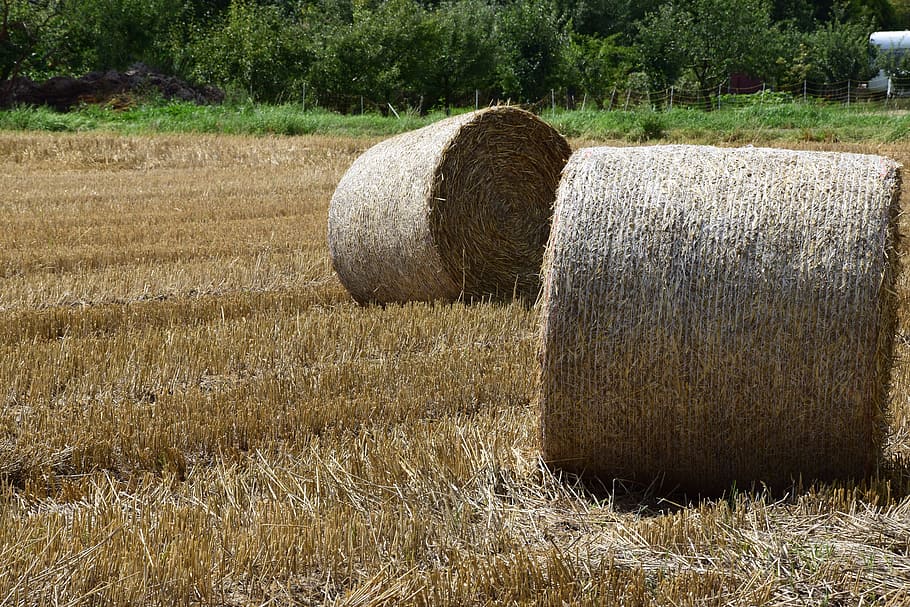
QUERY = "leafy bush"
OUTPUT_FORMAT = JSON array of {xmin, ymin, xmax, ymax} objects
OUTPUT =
[
  {"xmin": 424, "ymin": 0, "xmax": 499, "ymax": 111},
  {"xmin": 495, "ymin": 0, "xmax": 569, "ymax": 102},
  {"xmin": 65, "ymin": 0, "xmax": 190, "ymax": 74},
  {"xmin": 636, "ymin": 0, "xmax": 779, "ymax": 95},
  {"xmin": 0, "ymin": 0, "xmax": 899, "ymax": 114},
  {"xmin": 803, "ymin": 10, "xmax": 877, "ymax": 84},
  {"xmin": 628, "ymin": 110, "xmax": 666, "ymax": 141},
  {"xmin": 1, "ymin": 0, "xmax": 75, "ymax": 81},
  {"xmin": 307, "ymin": 0, "xmax": 435, "ymax": 111},
  {"xmin": 718, "ymin": 90, "xmax": 795, "ymax": 107},
  {"xmin": 564, "ymin": 33, "xmax": 635, "ymax": 107},
  {"xmin": 188, "ymin": 0, "xmax": 310, "ymax": 102}
]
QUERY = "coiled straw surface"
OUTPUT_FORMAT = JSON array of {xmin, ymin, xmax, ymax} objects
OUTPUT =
[
  {"xmin": 328, "ymin": 107, "xmax": 571, "ymax": 304},
  {"xmin": 539, "ymin": 145, "xmax": 902, "ymax": 493}
]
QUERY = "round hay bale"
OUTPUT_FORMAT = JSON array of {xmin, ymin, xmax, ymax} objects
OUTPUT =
[
  {"xmin": 539, "ymin": 145, "xmax": 902, "ymax": 493},
  {"xmin": 328, "ymin": 107, "xmax": 571, "ymax": 304}
]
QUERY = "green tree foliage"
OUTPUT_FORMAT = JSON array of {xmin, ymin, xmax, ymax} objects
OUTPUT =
[
  {"xmin": 775, "ymin": 0, "xmax": 895, "ymax": 26},
  {"xmin": 892, "ymin": 0, "xmax": 910, "ymax": 26},
  {"xmin": 308, "ymin": 0, "xmax": 435, "ymax": 109},
  {"xmin": 634, "ymin": 4, "xmax": 685, "ymax": 90},
  {"xmin": 2, "ymin": 0, "xmax": 907, "ymax": 110},
  {"xmin": 65, "ymin": 0, "xmax": 191, "ymax": 74},
  {"xmin": 552, "ymin": 0, "xmax": 628, "ymax": 37},
  {"xmin": 770, "ymin": 0, "xmax": 816, "ymax": 29},
  {"xmin": 804, "ymin": 5, "xmax": 878, "ymax": 83},
  {"xmin": 851, "ymin": 0, "xmax": 898, "ymax": 27},
  {"xmin": 299, "ymin": 0, "xmax": 355, "ymax": 26},
  {"xmin": 424, "ymin": 0, "xmax": 498, "ymax": 112},
  {"xmin": 495, "ymin": 0, "xmax": 569, "ymax": 101},
  {"xmin": 622, "ymin": 0, "xmax": 666, "ymax": 29},
  {"xmin": 564, "ymin": 33, "xmax": 634, "ymax": 105},
  {"xmin": 189, "ymin": 0, "xmax": 310, "ymax": 101},
  {"xmin": 0, "ymin": 0, "xmax": 74, "ymax": 81},
  {"xmin": 636, "ymin": 0, "xmax": 779, "ymax": 97}
]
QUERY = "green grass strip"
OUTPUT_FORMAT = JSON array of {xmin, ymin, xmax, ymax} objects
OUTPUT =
[{"xmin": 1, "ymin": 100, "xmax": 909, "ymax": 142}]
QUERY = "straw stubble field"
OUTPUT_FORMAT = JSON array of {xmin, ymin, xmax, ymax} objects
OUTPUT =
[{"xmin": 0, "ymin": 131, "xmax": 909, "ymax": 605}]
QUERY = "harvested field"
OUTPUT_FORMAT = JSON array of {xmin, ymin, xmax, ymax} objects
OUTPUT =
[{"xmin": 0, "ymin": 132, "xmax": 909, "ymax": 605}]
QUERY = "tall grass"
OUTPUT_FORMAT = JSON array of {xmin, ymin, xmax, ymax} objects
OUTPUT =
[
  {"xmin": 2, "ymin": 100, "xmax": 909, "ymax": 141},
  {"xmin": 547, "ymin": 103, "xmax": 910, "ymax": 142},
  {"xmin": 0, "ymin": 103, "xmax": 439, "ymax": 137}
]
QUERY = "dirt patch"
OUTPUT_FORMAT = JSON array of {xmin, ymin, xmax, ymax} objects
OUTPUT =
[{"xmin": 0, "ymin": 64, "xmax": 224, "ymax": 111}]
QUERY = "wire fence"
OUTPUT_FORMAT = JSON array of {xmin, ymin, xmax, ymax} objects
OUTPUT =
[
  {"xmin": 302, "ymin": 76, "xmax": 910, "ymax": 115},
  {"xmin": 531, "ymin": 76, "xmax": 910, "ymax": 113}
]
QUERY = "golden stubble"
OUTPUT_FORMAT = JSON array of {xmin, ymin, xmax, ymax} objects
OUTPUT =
[{"xmin": 0, "ymin": 131, "xmax": 908, "ymax": 605}]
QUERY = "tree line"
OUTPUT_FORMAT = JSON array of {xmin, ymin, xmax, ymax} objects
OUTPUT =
[{"xmin": 2, "ymin": 0, "xmax": 910, "ymax": 112}]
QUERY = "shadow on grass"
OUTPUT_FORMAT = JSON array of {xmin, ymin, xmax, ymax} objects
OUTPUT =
[{"xmin": 547, "ymin": 452, "xmax": 910, "ymax": 516}]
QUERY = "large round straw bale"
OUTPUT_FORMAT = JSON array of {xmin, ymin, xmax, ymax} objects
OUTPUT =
[
  {"xmin": 328, "ymin": 107, "xmax": 571, "ymax": 304},
  {"xmin": 540, "ymin": 145, "xmax": 902, "ymax": 493}
]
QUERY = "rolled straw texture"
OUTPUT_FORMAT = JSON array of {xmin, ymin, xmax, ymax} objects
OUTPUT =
[
  {"xmin": 328, "ymin": 107, "xmax": 571, "ymax": 304},
  {"xmin": 539, "ymin": 145, "xmax": 902, "ymax": 493}
]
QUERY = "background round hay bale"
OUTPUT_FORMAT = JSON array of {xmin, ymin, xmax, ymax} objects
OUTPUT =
[
  {"xmin": 328, "ymin": 107, "xmax": 571, "ymax": 304},
  {"xmin": 539, "ymin": 145, "xmax": 902, "ymax": 493}
]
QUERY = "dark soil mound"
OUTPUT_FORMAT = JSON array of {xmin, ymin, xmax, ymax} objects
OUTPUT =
[{"xmin": 0, "ymin": 64, "xmax": 224, "ymax": 111}]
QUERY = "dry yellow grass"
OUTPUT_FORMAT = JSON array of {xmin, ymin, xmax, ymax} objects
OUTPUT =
[{"xmin": 0, "ymin": 132, "xmax": 909, "ymax": 605}]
